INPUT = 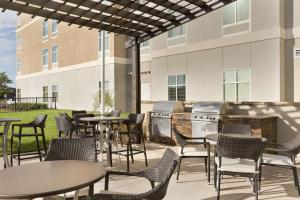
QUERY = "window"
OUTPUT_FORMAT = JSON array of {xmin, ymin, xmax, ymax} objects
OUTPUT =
[
  {"xmin": 42, "ymin": 48, "xmax": 48, "ymax": 69},
  {"xmin": 16, "ymin": 89, "xmax": 21, "ymax": 99},
  {"xmin": 17, "ymin": 36, "xmax": 21, "ymax": 49},
  {"xmin": 52, "ymin": 85, "xmax": 58, "ymax": 102},
  {"xmin": 51, "ymin": 20, "xmax": 58, "ymax": 36},
  {"xmin": 98, "ymin": 31, "xmax": 110, "ymax": 52},
  {"xmin": 223, "ymin": 68, "xmax": 250, "ymax": 102},
  {"xmin": 43, "ymin": 86, "xmax": 48, "ymax": 102},
  {"xmin": 42, "ymin": 21, "xmax": 48, "ymax": 38},
  {"xmin": 168, "ymin": 74, "xmax": 186, "ymax": 101},
  {"xmin": 141, "ymin": 40, "xmax": 150, "ymax": 48},
  {"xmin": 168, "ymin": 24, "xmax": 186, "ymax": 38},
  {"xmin": 17, "ymin": 60, "xmax": 21, "ymax": 73},
  {"xmin": 223, "ymin": 0, "xmax": 250, "ymax": 25},
  {"xmin": 52, "ymin": 45, "xmax": 58, "ymax": 65}
]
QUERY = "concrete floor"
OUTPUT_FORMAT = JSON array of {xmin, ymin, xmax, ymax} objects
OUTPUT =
[{"xmin": 2, "ymin": 142, "xmax": 300, "ymax": 200}]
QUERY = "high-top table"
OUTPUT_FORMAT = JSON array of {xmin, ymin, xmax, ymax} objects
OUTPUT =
[
  {"xmin": 0, "ymin": 160, "xmax": 106, "ymax": 199},
  {"xmin": 0, "ymin": 118, "xmax": 21, "ymax": 168},
  {"xmin": 80, "ymin": 116, "xmax": 128, "ymax": 166}
]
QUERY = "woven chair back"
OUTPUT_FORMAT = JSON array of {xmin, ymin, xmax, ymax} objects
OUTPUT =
[
  {"xmin": 222, "ymin": 123, "xmax": 251, "ymax": 135},
  {"xmin": 44, "ymin": 138, "xmax": 97, "ymax": 162},
  {"xmin": 216, "ymin": 134, "xmax": 263, "ymax": 161},
  {"xmin": 30, "ymin": 115, "xmax": 48, "ymax": 128}
]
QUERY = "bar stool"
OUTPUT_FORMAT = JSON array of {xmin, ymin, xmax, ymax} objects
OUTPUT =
[{"xmin": 10, "ymin": 115, "xmax": 48, "ymax": 165}]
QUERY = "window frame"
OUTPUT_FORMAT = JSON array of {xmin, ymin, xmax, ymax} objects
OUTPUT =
[
  {"xmin": 98, "ymin": 31, "xmax": 110, "ymax": 53},
  {"xmin": 42, "ymin": 48, "xmax": 49, "ymax": 70},
  {"xmin": 16, "ymin": 60, "xmax": 21, "ymax": 74},
  {"xmin": 16, "ymin": 89, "xmax": 21, "ymax": 99},
  {"xmin": 42, "ymin": 20, "xmax": 48, "ymax": 40},
  {"xmin": 16, "ymin": 36, "xmax": 21, "ymax": 50},
  {"xmin": 223, "ymin": 68, "xmax": 251, "ymax": 102},
  {"xmin": 52, "ymin": 85, "xmax": 58, "ymax": 102},
  {"xmin": 51, "ymin": 45, "xmax": 58, "ymax": 65},
  {"xmin": 51, "ymin": 20, "xmax": 58, "ymax": 37},
  {"xmin": 168, "ymin": 74, "xmax": 187, "ymax": 101},
  {"xmin": 43, "ymin": 86, "xmax": 48, "ymax": 102}
]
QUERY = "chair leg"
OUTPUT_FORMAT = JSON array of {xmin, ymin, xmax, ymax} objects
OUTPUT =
[
  {"xmin": 128, "ymin": 135, "xmax": 134, "ymax": 163},
  {"xmin": 259, "ymin": 164, "xmax": 262, "ymax": 191},
  {"xmin": 176, "ymin": 157, "xmax": 182, "ymax": 182},
  {"xmin": 17, "ymin": 135, "xmax": 21, "ymax": 165},
  {"xmin": 217, "ymin": 171, "xmax": 221, "ymax": 200},
  {"xmin": 208, "ymin": 156, "xmax": 211, "ymax": 183},
  {"xmin": 214, "ymin": 160, "xmax": 217, "ymax": 188},
  {"xmin": 41, "ymin": 128, "xmax": 47, "ymax": 155},
  {"xmin": 253, "ymin": 175, "xmax": 258, "ymax": 200},
  {"xmin": 292, "ymin": 166, "xmax": 300, "ymax": 196},
  {"xmin": 141, "ymin": 136, "xmax": 148, "ymax": 167},
  {"xmin": 204, "ymin": 157, "xmax": 207, "ymax": 174},
  {"xmin": 10, "ymin": 135, "xmax": 14, "ymax": 167},
  {"xmin": 126, "ymin": 142, "xmax": 130, "ymax": 172},
  {"xmin": 34, "ymin": 127, "xmax": 42, "ymax": 162}
]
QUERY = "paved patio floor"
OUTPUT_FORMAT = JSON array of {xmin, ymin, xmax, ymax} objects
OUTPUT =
[{"xmin": 2, "ymin": 142, "xmax": 300, "ymax": 200}]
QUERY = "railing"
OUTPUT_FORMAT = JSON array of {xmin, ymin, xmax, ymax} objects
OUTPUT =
[{"xmin": 0, "ymin": 97, "xmax": 57, "ymax": 112}]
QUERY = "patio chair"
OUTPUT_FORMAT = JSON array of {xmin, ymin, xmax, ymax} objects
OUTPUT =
[
  {"xmin": 10, "ymin": 114, "xmax": 48, "ymax": 166},
  {"xmin": 44, "ymin": 137, "xmax": 97, "ymax": 162},
  {"xmin": 55, "ymin": 115, "xmax": 76, "ymax": 139},
  {"xmin": 221, "ymin": 123, "xmax": 251, "ymax": 135},
  {"xmin": 260, "ymin": 134, "xmax": 300, "ymax": 195},
  {"xmin": 45, "ymin": 138, "xmax": 97, "ymax": 199},
  {"xmin": 71, "ymin": 110, "xmax": 87, "ymax": 117},
  {"xmin": 74, "ymin": 113, "xmax": 97, "ymax": 136},
  {"xmin": 113, "ymin": 113, "xmax": 148, "ymax": 172},
  {"xmin": 93, "ymin": 148, "xmax": 178, "ymax": 200},
  {"xmin": 173, "ymin": 126, "xmax": 211, "ymax": 182},
  {"xmin": 216, "ymin": 135, "xmax": 264, "ymax": 200}
]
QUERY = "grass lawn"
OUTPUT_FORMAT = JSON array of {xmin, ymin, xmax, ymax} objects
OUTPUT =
[{"xmin": 0, "ymin": 109, "xmax": 71, "ymax": 155}]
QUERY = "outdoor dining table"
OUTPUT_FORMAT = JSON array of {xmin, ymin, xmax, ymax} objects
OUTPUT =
[
  {"xmin": 0, "ymin": 160, "xmax": 106, "ymax": 199},
  {"xmin": 0, "ymin": 118, "xmax": 21, "ymax": 168},
  {"xmin": 80, "ymin": 116, "xmax": 128, "ymax": 167}
]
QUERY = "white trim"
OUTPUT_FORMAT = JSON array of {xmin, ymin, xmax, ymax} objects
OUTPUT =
[
  {"xmin": 16, "ymin": 57, "xmax": 130, "ymax": 80},
  {"xmin": 16, "ymin": 17, "xmax": 40, "ymax": 32}
]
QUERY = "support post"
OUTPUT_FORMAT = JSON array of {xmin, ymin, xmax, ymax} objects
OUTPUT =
[
  {"xmin": 132, "ymin": 38, "xmax": 141, "ymax": 114},
  {"xmin": 100, "ymin": 30, "xmax": 106, "ymax": 113}
]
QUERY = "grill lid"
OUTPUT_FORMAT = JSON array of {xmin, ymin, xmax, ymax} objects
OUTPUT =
[
  {"xmin": 192, "ymin": 102, "xmax": 227, "ymax": 114},
  {"xmin": 153, "ymin": 101, "xmax": 184, "ymax": 113}
]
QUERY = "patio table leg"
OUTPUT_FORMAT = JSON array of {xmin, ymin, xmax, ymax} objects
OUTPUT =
[{"xmin": 89, "ymin": 184, "xmax": 94, "ymax": 197}]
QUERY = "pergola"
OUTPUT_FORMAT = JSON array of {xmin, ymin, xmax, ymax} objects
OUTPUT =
[{"xmin": 0, "ymin": 0, "xmax": 236, "ymax": 113}]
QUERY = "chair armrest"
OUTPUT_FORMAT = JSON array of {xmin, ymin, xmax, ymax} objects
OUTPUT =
[
  {"xmin": 265, "ymin": 147, "xmax": 292, "ymax": 154},
  {"xmin": 105, "ymin": 170, "xmax": 147, "ymax": 190}
]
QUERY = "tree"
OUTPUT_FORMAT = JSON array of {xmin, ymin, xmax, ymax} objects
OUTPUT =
[{"xmin": 0, "ymin": 72, "xmax": 13, "ymax": 98}]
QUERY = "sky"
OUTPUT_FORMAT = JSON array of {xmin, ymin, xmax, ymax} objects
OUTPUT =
[{"xmin": 0, "ymin": 11, "xmax": 16, "ymax": 86}]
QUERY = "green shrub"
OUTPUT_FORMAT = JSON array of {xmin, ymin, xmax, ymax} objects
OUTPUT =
[{"xmin": 7, "ymin": 103, "xmax": 48, "ymax": 111}]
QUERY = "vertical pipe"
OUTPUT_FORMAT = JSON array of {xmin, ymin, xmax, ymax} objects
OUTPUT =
[{"xmin": 100, "ymin": 31, "xmax": 106, "ymax": 113}]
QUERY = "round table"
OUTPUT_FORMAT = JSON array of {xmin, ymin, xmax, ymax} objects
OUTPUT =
[
  {"xmin": 0, "ymin": 160, "xmax": 106, "ymax": 199},
  {"xmin": 80, "ymin": 116, "xmax": 128, "ymax": 166},
  {"xmin": 0, "ymin": 118, "xmax": 21, "ymax": 168}
]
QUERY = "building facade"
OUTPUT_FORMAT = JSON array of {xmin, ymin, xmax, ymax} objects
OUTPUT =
[
  {"xmin": 16, "ymin": 14, "xmax": 130, "ymax": 111},
  {"xmin": 140, "ymin": 0, "xmax": 300, "ymax": 103},
  {"xmin": 16, "ymin": 0, "xmax": 300, "ymax": 112}
]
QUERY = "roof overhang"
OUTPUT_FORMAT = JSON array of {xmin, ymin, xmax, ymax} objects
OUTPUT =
[{"xmin": 1, "ymin": 0, "xmax": 236, "ymax": 44}]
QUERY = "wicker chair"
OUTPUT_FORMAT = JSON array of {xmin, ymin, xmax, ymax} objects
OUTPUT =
[
  {"xmin": 173, "ymin": 126, "xmax": 210, "ymax": 182},
  {"xmin": 74, "ymin": 113, "xmax": 97, "ymax": 136},
  {"xmin": 55, "ymin": 115, "xmax": 75, "ymax": 138},
  {"xmin": 113, "ymin": 113, "xmax": 148, "ymax": 172},
  {"xmin": 261, "ymin": 134, "xmax": 300, "ymax": 195},
  {"xmin": 93, "ymin": 148, "xmax": 178, "ymax": 200},
  {"xmin": 44, "ymin": 138, "xmax": 97, "ymax": 162},
  {"xmin": 216, "ymin": 135, "xmax": 264, "ymax": 200},
  {"xmin": 72, "ymin": 110, "xmax": 87, "ymax": 117},
  {"xmin": 221, "ymin": 123, "xmax": 251, "ymax": 135},
  {"xmin": 10, "ymin": 115, "xmax": 48, "ymax": 165}
]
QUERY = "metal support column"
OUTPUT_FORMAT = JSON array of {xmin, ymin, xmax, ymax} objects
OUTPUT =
[
  {"xmin": 133, "ymin": 37, "xmax": 141, "ymax": 114},
  {"xmin": 100, "ymin": 30, "xmax": 106, "ymax": 113}
]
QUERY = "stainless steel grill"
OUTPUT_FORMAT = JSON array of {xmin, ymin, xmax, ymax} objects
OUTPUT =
[
  {"xmin": 151, "ymin": 101, "xmax": 184, "ymax": 138},
  {"xmin": 191, "ymin": 102, "xmax": 228, "ymax": 138}
]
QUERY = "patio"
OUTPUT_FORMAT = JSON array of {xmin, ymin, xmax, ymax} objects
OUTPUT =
[{"xmin": 1, "ymin": 142, "xmax": 299, "ymax": 200}]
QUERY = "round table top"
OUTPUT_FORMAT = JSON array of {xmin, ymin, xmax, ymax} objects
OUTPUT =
[
  {"xmin": 0, "ymin": 118, "xmax": 20, "ymax": 123},
  {"xmin": 80, "ymin": 116, "xmax": 128, "ymax": 122},
  {"xmin": 205, "ymin": 133, "xmax": 267, "ymax": 144},
  {"xmin": 0, "ymin": 160, "xmax": 106, "ymax": 199}
]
